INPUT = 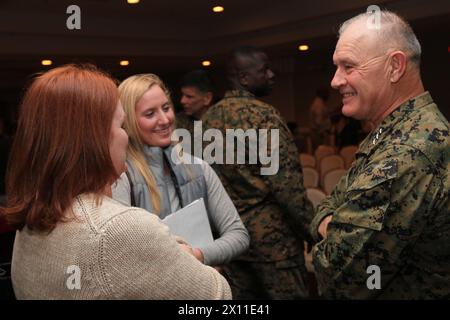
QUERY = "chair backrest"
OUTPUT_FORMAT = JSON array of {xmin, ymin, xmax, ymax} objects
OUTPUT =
[
  {"xmin": 306, "ymin": 188, "xmax": 327, "ymax": 208},
  {"xmin": 339, "ymin": 145, "xmax": 358, "ymax": 169},
  {"xmin": 302, "ymin": 167, "xmax": 319, "ymax": 188},
  {"xmin": 320, "ymin": 155, "xmax": 345, "ymax": 187},
  {"xmin": 323, "ymin": 168, "xmax": 347, "ymax": 195},
  {"xmin": 314, "ymin": 145, "xmax": 336, "ymax": 164},
  {"xmin": 299, "ymin": 153, "xmax": 316, "ymax": 168}
]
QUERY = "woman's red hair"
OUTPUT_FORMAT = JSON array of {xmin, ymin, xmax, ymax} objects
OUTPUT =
[{"xmin": 0, "ymin": 64, "xmax": 119, "ymax": 232}]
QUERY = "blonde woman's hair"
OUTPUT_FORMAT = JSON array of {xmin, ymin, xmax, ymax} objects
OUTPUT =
[{"xmin": 118, "ymin": 74, "xmax": 173, "ymax": 214}]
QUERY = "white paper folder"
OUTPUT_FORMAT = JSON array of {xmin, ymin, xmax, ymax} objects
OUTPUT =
[{"xmin": 162, "ymin": 198, "xmax": 214, "ymax": 248}]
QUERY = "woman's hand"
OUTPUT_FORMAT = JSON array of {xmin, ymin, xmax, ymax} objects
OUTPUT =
[
  {"xmin": 179, "ymin": 243, "xmax": 195, "ymax": 256},
  {"xmin": 193, "ymin": 248, "xmax": 204, "ymax": 263},
  {"xmin": 179, "ymin": 244, "xmax": 204, "ymax": 264},
  {"xmin": 213, "ymin": 266, "xmax": 224, "ymax": 274}
]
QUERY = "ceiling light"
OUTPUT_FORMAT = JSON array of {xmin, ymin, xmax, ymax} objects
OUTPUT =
[
  {"xmin": 41, "ymin": 59, "xmax": 52, "ymax": 66},
  {"xmin": 202, "ymin": 60, "xmax": 211, "ymax": 67},
  {"xmin": 212, "ymin": 6, "xmax": 224, "ymax": 13},
  {"xmin": 298, "ymin": 45, "xmax": 309, "ymax": 51},
  {"xmin": 120, "ymin": 60, "xmax": 130, "ymax": 66},
  {"xmin": 127, "ymin": 0, "xmax": 140, "ymax": 4}
]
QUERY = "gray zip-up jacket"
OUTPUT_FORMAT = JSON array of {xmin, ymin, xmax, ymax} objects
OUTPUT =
[{"xmin": 112, "ymin": 145, "xmax": 249, "ymax": 266}]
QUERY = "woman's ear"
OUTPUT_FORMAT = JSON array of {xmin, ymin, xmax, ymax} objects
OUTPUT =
[{"xmin": 389, "ymin": 51, "xmax": 407, "ymax": 83}]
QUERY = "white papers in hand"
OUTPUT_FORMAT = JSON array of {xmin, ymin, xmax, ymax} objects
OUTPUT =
[{"xmin": 162, "ymin": 198, "xmax": 214, "ymax": 248}]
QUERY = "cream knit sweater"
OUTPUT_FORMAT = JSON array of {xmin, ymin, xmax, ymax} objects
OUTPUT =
[{"xmin": 11, "ymin": 194, "xmax": 232, "ymax": 299}]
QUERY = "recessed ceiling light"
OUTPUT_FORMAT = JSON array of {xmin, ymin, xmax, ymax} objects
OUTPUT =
[
  {"xmin": 202, "ymin": 60, "xmax": 211, "ymax": 67},
  {"xmin": 41, "ymin": 59, "xmax": 52, "ymax": 66},
  {"xmin": 212, "ymin": 6, "xmax": 224, "ymax": 13},
  {"xmin": 298, "ymin": 45, "xmax": 309, "ymax": 51},
  {"xmin": 127, "ymin": 0, "xmax": 140, "ymax": 4},
  {"xmin": 120, "ymin": 60, "xmax": 130, "ymax": 66}
]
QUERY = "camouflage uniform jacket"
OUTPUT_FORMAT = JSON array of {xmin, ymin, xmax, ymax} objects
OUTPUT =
[
  {"xmin": 202, "ymin": 89, "xmax": 314, "ymax": 262},
  {"xmin": 310, "ymin": 92, "xmax": 450, "ymax": 299},
  {"xmin": 176, "ymin": 111, "xmax": 196, "ymax": 136}
]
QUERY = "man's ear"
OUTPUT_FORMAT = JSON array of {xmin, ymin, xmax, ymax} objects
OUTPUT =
[
  {"xmin": 238, "ymin": 71, "xmax": 248, "ymax": 86},
  {"xmin": 203, "ymin": 92, "xmax": 213, "ymax": 106},
  {"xmin": 389, "ymin": 51, "xmax": 407, "ymax": 83}
]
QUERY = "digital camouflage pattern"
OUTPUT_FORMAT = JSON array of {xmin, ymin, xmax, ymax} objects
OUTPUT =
[
  {"xmin": 175, "ymin": 112, "xmax": 200, "ymax": 151},
  {"xmin": 310, "ymin": 92, "xmax": 450, "ymax": 299},
  {"xmin": 224, "ymin": 256, "xmax": 309, "ymax": 299},
  {"xmin": 202, "ymin": 89, "xmax": 314, "ymax": 299},
  {"xmin": 176, "ymin": 111, "xmax": 195, "ymax": 136},
  {"xmin": 203, "ymin": 89, "xmax": 314, "ymax": 262}
]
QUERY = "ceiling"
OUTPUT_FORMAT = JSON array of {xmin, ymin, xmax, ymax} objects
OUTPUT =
[{"xmin": 0, "ymin": 0, "xmax": 449, "ymax": 91}]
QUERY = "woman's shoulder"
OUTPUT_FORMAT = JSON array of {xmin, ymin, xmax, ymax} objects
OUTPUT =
[
  {"xmin": 174, "ymin": 155, "xmax": 220, "ymax": 186},
  {"xmin": 169, "ymin": 148, "xmax": 207, "ymax": 173},
  {"xmin": 76, "ymin": 194, "xmax": 159, "ymax": 231},
  {"xmin": 170, "ymin": 148, "xmax": 208, "ymax": 170}
]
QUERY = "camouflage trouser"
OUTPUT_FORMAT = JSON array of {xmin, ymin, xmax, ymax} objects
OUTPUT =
[{"xmin": 223, "ymin": 255, "xmax": 309, "ymax": 300}]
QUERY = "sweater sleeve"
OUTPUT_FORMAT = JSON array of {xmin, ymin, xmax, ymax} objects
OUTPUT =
[
  {"xmin": 99, "ymin": 207, "xmax": 232, "ymax": 300},
  {"xmin": 198, "ymin": 160, "xmax": 250, "ymax": 266}
]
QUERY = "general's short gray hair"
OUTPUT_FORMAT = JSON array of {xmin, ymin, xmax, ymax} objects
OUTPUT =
[{"xmin": 339, "ymin": 10, "xmax": 421, "ymax": 68}]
